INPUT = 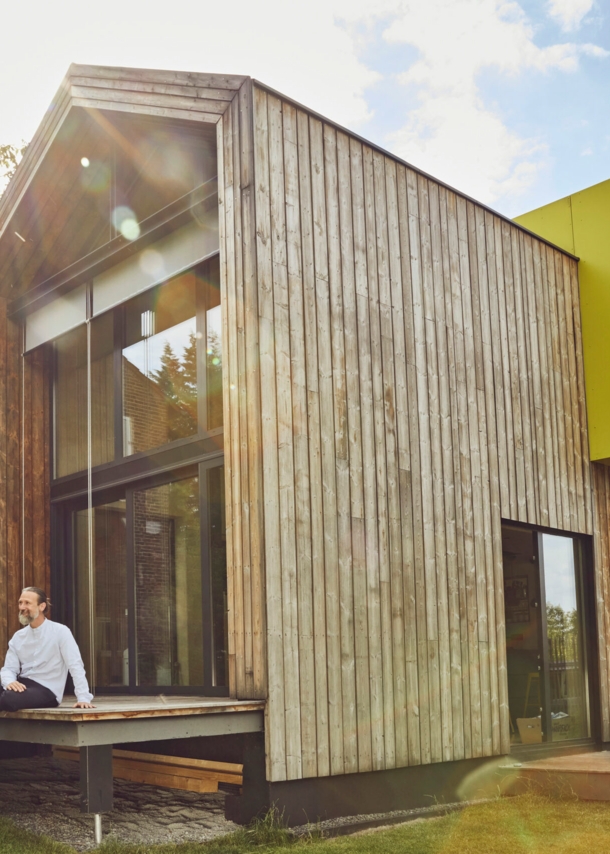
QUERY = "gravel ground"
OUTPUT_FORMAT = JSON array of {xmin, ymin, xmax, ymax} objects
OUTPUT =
[
  {"xmin": 0, "ymin": 756, "xmax": 491, "ymax": 851},
  {"xmin": 0, "ymin": 757, "xmax": 240, "ymax": 850}
]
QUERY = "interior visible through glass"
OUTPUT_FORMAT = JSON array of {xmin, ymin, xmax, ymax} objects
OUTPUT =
[
  {"xmin": 74, "ymin": 499, "xmax": 128, "ymax": 688},
  {"xmin": 134, "ymin": 476, "xmax": 203, "ymax": 687},
  {"xmin": 54, "ymin": 312, "xmax": 114, "ymax": 478},
  {"xmin": 503, "ymin": 526, "xmax": 542, "ymax": 744},
  {"xmin": 123, "ymin": 273, "xmax": 197, "ymax": 456}
]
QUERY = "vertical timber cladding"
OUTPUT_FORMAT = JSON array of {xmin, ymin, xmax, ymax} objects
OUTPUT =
[
  {"xmin": 218, "ymin": 82, "xmax": 267, "ymax": 704},
  {"xmin": 227, "ymin": 81, "xmax": 593, "ymax": 784},
  {"xmin": 0, "ymin": 299, "xmax": 51, "ymax": 657}
]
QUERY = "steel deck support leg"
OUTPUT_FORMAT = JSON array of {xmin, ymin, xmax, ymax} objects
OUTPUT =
[
  {"xmin": 94, "ymin": 813, "xmax": 103, "ymax": 845},
  {"xmin": 80, "ymin": 744, "xmax": 113, "ymax": 843}
]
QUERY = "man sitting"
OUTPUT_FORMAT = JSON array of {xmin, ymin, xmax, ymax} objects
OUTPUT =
[{"xmin": 0, "ymin": 587, "xmax": 95, "ymax": 711}]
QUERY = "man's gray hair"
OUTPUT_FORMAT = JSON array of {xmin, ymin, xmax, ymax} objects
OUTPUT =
[{"xmin": 22, "ymin": 587, "xmax": 51, "ymax": 610}]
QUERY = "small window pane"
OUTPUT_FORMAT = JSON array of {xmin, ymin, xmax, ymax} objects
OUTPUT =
[
  {"xmin": 74, "ymin": 499, "xmax": 128, "ymax": 687},
  {"xmin": 134, "ymin": 476, "xmax": 203, "ymax": 687},
  {"xmin": 202, "ymin": 255, "xmax": 222, "ymax": 431},
  {"xmin": 122, "ymin": 273, "xmax": 197, "ymax": 455},
  {"xmin": 207, "ymin": 303, "xmax": 222, "ymax": 430},
  {"xmin": 54, "ymin": 313, "xmax": 114, "ymax": 478},
  {"xmin": 209, "ymin": 466, "xmax": 228, "ymax": 686}
]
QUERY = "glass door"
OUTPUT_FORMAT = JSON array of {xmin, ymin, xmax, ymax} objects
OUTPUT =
[
  {"xmin": 67, "ymin": 462, "xmax": 228, "ymax": 695},
  {"xmin": 503, "ymin": 524, "xmax": 591, "ymax": 745},
  {"xmin": 132, "ymin": 475, "xmax": 203, "ymax": 688}
]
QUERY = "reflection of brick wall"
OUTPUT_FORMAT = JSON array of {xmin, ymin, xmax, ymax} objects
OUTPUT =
[
  {"xmin": 134, "ymin": 487, "xmax": 175, "ymax": 686},
  {"xmin": 95, "ymin": 507, "xmax": 128, "ymax": 686},
  {"xmin": 123, "ymin": 357, "xmax": 168, "ymax": 454},
  {"xmin": 55, "ymin": 347, "xmax": 114, "ymax": 476}
]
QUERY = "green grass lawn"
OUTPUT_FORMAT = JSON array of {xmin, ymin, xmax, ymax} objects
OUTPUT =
[{"xmin": 3, "ymin": 795, "xmax": 610, "ymax": 854}]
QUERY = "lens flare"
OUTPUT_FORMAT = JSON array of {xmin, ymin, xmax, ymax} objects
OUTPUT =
[
  {"xmin": 139, "ymin": 248, "xmax": 164, "ymax": 277},
  {"xmin": 112, "ymin": 206, "xmax": 141, "ymax": 241}
]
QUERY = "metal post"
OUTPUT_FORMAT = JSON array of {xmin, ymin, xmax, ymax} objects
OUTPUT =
[
  {"xmin": 94, "ymin": 813, "xmax": 103, "ymax": 845},
  {"xmin": 80, "ymin": 745, "xmax": 113, "ymax": 814}
]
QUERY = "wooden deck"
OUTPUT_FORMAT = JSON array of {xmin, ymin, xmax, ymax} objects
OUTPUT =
[
  {"xmin": 513, "ymin": 751, "xmax": 610, "ymax": 800},
  {"xmin": 0, "ymin": 695, "xmax": 266, "ymax": 747},
  {"xmin": 0, "ymin": 695, "xmax": 265, "ymax": 722}
]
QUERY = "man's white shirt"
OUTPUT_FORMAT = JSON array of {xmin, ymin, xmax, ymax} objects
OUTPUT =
[{"xmin": 0, "ymin": 619, "xmax": 93, "ymax": 704}]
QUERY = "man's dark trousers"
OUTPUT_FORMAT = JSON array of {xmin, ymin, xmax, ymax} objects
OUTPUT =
[{"xmin": 0, "ymin": 678, "xmax": 58, "ymax": 711}]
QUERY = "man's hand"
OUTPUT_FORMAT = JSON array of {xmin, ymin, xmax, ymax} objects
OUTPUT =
[
  {"xmin": 6, "ymin": 681, "xmax": 25, "ymax": 692},
  {"xmin": 73, "ymin": 701, "xmax": 95, "ymax": 709}
]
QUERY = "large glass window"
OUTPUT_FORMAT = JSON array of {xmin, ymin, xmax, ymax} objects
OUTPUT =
[
  {"xmin": 52, "ymin": 246, "xmax": 225, "ymax": 695},
  {"xmin": 70, "ymin": 465, "xmax": 226, "ymax": 693},
  {"xmin": 53, "ymin": 254, "xmax": 221, "ymax": 479}
]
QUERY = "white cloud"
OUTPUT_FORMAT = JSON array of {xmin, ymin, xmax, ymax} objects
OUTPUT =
[
  {"xmin": 381, "ymin": 0, "xmax": 607, "ymax": 204},
  {"xmin": 548, "ymin": 0, "xmax": 595, "ymax": 31},
  {"xmin": 581, "ymin": 147, "xmax": 594, "ymax": 155},
  {"xmin": 0, "ymin": 0, "xmax": 380, "ymax": 144},
  {"xmin": 0, "ymin": 0, "xmax": 607, "ymax": 211}
]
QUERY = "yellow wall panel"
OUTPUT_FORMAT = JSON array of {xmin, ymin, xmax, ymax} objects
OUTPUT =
[{"xmin": 516, "ymin": 179, "xmax": 610, "ymax": 461}]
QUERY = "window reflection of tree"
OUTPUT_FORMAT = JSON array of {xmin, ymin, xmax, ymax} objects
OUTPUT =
[{"xmin": 547, "ymin": 601, "xmax": 583, "ymax": 733}]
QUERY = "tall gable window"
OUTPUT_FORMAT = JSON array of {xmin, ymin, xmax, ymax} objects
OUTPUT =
[{"xmin": 14, "ymin": 106, "xmax": 225, "ymax": 696}]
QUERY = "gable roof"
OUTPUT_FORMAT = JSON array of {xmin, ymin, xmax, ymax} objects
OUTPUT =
[{"xmin": 0, "ymin": 64, "xmax": 246, "ymax": 238}]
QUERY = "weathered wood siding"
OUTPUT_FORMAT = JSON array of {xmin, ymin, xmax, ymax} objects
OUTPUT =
[
  {"xmin": 0, "ymin": 301, "xmax": 51, "ymax": 655},
  {"xmin": 220, "ymin": 82, "xmax": 593, "ymax": 782},
  {"xmin": 219, "ymin": 82, "xmax": 267, "ymax": 702}
]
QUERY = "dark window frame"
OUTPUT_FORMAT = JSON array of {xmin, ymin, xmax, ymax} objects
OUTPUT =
[
  {"xmin": 501, "ymin": 520, "xmax": 599, "ymax": 751},
  {"xmin": 48, "ymin": 246, "xmax": 226, "ymax": 697},
  {"xmin": 52, "ymin": 459, "xmax": 229, "ymax": 697},
  {"xmin": 51, "ymin": 250, "xmax": 222, "ymax": 488}
]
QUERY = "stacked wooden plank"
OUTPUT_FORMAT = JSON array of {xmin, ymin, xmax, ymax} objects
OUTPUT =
[{"xmin": 52, "ymin": 746, "xmax": 243, "ymax": 794}]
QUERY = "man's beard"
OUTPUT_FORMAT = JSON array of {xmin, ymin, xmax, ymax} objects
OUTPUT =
[{"xmin": 18, "ymin": 608, "xmax": 38, "ymax": 626}]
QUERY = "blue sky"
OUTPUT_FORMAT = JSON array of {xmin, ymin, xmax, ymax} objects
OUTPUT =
[{"xmin": 0, "ymin": 0, "xmax": 608, "ymax": 217}]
